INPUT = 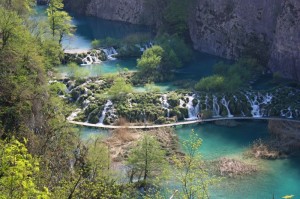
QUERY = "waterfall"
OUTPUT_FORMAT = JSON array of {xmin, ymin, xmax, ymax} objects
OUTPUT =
[
  {"xmin": 212, "ymin": 95, "xmax": 220, "ymax": 117},
  {"xmin": 81, "ymin": 52, "xmax": 101, "ymax": 65},
  {"xmin": 179, "ymin": 99, "xmax": 185, "ymax": 107},
  {"xmin": 140, "ymin": 42, "xmax": 153, "ymax": 52},
  {"xmin": 221, "ymin": 96, "xmax": 233, "ymax": 117},
  {"xmin": 281, "ymin": 107, "xmax": 293, "ymax": 119},
  {"xmin": 245, "ymin": 92, "xmax": 273, "ymax": 118},
  {"xmin": 185, "ymin": 95, "xmax": 200, "ymax": 120},
  {"xmin": 98, "ymin": 100, "xmax": 113, "ymax": 124},
  {"xmin": 102, "ymin": 47, "xmax": 118, "ymax": 60},
  {"xmin": 205, "ymin": 95, "xmax": 209, "ymax": 110},
  {"xmin": 160, "ymin": 94, "xmax": 170, "ymax": 118},
  {"xmin": 67, "ymin": 109, "xmax": 81, "ymax": 121}
]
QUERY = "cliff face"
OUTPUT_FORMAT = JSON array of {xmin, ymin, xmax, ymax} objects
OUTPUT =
[
  {"xmin": 189, "ymin": 0, "xmax": 300, "ymax": 81},
  {"xmin": 268, "ymin": 0, "xmax": 300, "ymax": 81},
  {"xmin": 64, "ymin": 0, "xmax": 155, "ymax": 25},
  {"xmin": 189, "ymin": 0, "xmax": 280, "ymax": 59},
  {"xmin": 63, "ymin": 0, "xmax": 300, "ymax": 81}
]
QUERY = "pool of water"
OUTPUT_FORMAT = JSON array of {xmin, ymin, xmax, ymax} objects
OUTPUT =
[
  {"xmin": 57, "ymin": 58, "xmax": 137, "ymax": 77},
  {"xmin": 176, "ymin": 121, "xmax": 300, "ymax": 199},
  {"xmin": 78, "ymin": 121, "xmax": 300, "ymax": 198}
]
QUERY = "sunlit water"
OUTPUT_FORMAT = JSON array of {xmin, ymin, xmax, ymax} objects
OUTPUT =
[{"xmin": 79, "ymin": 121, "xmax": 300, "ymax": 198}]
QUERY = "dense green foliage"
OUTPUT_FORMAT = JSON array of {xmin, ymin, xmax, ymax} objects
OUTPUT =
[
  {"xmin": 47, "ymin": 0, "xmax": 73, "ymax": 45},
  {"xmin": 195, "ymin": 58, "xmax": 262, "ymax": 92},
  {"xmin": 0, "ymin": 138, "xmax": 49, "ymax": 198},
  {"xmin": 135, "ymin": 36, "xmax": 192, "ymax": 82},
  {"xmin": 126, "ymin": 135, "xmax": 168, "ymax": 184}
]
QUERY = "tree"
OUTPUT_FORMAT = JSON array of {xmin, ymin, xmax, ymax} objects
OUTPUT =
[
  {"xmin": 126, "ymin": 135, "xmax": 168, "ymax": 185},
  {"xmin": 171, "ymin": 130, "xmax": 220, "ymax": 199},
  {"xmin": 195, "ymin": 75, "xmax": 225, "ymax": 92},
  {"xmin": 0, "ymin": 138, "xmax": 49, "ymax": 198},
  {"xmin": 137, "ymin": 45, "xmax": 164, "ymax": 82},
  {"xmin": 47, "ymin": 0, "xmax": 74, "ymax": 45},
  {"xmin": 0, "ymin": 8, "xmax": 21, "ymax": 50},
  {"xmin": 108, "ymin": 77, "xmax": 133, "ymax": 97}
]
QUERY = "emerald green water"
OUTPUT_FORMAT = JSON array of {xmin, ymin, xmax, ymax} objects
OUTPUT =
[{"xmin": 79, "ymin": 121, "xmax": 300, "ymax": 198}]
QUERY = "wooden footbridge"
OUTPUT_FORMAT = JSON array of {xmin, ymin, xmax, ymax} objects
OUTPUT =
[{"xmin": 69, "ymin": 117, "xmax": 300, "ymax": 129}]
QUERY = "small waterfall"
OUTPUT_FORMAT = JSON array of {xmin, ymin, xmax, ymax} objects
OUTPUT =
[
  {"xmin": 67, "ymin": 109, "xmax": 81, "ymax": 121},
  {"xmin": 179, "ymin": 99, "xmax": 185, "ymax": 107},
  {"xmin": 140, "ymin": 42, "xmax": 153, "ymax": 52},
  {"xmin": 281, "ymin": 107, "xmax": 293, "ymax": 119},
  {"xmin": 81, "ymin": 52, "xmax": 101, "ymax": 65},
  {"xmin": 128, "ymin": 99, "xmax": 133, "ymax": 108},
  {"xmin": 245, "ymin": 92, "xmax": 273, "ymax": 118},
  {"xmin": 212, "ymin": 95, "xmax": 220, "ymax": 117},
  {"xmin": 160, "ymin": 94, "xmax": 170, "ymax": 118},
  {"xmin": 205, "ymin": 95, "xmax": 209, "ymax": 110},
  {"xmin": 102, "ymin": 47, "xmax": 118, "ymax": 60},
  {"xmin": 185, "ymin": 95, "xmax": 200, "ymax": 120},
  {"xmin": 221, "ymin": 96, "xmax": 233, "ymax": 117},
  {"xmin": 98, "ymin": 100, "xmax": 113, "ymax": 124}
]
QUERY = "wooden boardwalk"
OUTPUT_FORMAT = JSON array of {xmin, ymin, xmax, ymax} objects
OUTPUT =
[{"xmin": 69, "ymin": 117, "xmax": 300, "ymax": 129}]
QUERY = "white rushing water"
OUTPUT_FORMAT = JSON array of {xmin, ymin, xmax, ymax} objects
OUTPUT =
[
  {"xmin": 67, "ymin": 109, "xmax": 82, "ymax": 121},
  {"xmin": 245, "ymin": 92, "xmax": 273, "ymax": 117},
  {"xmin": 185, "ymin": 95, "xmax": 200, "ymax": 120},
  {"xmin": 81, "ymin": 52, "xmax": 101, "ymax": 65},
  {"xmin": 160, "ymin": 94, "xmax": 170, "ymax": 118},
  {"xmin": 281, "ymin": 107, "xmax": 293, "ymax": 119},
  {"xmin": 98, "ymin": 100, "xmax": 113, "ymax": 124},
  {"xmin": 102, "ymin": 47, "xmax": 118, "ymax": 60},
  {"xmin": 221, "ymin": 96, "xmax": 233, "ymax": 117},
  {"xmin": 212, "ymin": 95, "xmax": 220, "ymax": 117}
]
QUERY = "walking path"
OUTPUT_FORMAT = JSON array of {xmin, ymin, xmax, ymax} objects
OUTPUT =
[{"xmin": 69, "ymin": 117, "xmax": 300, "ymax": 129}]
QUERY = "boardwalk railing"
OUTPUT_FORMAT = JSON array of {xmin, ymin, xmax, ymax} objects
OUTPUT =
[{"xmin": 68, "ymin": 117, "xmax": 300, "ymax": 129}]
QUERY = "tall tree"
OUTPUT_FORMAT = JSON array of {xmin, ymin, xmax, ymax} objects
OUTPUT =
[
  {"xmin": 126, "ymin": 135, "xmax": 167, "ymax": 185},
  {"xmin": 171, "ymin": 130, "xmax": 220, "ymax": 199},
  {"xmin": 47, "ymin": 0, "xmax": 74, "ymax": 45}
]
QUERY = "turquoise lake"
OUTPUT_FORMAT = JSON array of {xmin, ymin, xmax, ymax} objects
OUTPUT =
[
  {"xmin": 80, "ymin": 121, "xmax": 300, "ymax": 199},
  {"xmin": 44, "ymin": 7, "xmax": 300, "ymax": 198}
]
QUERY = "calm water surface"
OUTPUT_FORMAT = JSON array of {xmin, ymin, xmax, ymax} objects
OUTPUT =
[{"xmin": 80, "ymin": 121, "xmax": 300, "ymax": 199}]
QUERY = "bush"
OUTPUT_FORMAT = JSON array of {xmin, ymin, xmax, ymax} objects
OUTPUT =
[
  {"xmin": 195, "ymin": 75, "xmax": 225, "ymax": 92},
  {"xmin": 91, "ymin": 39, "xmax": 101, "ymax": 49}
]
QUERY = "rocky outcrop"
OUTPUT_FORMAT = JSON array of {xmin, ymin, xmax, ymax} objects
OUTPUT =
[
  {"xmin": 189, "ymin": 0, "xmax": 300, "ymax": 81},
  {"xmin": 189, "ymin": 0, "xmax": 280, "ymax": 60},
  {"xmin": 64, "ymin": 0, "xmax": 156, "ymax": 25},
  {"xmin": 268, "ymin": 0, "xmax": 300, "ymax": 81}
]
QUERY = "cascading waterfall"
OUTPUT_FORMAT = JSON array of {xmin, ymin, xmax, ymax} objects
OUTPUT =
[
  {"xmin": 212, "ymin": 95, "xmax": 220, "ymax": 117},
  {"xmin": 205, "ymin": 95, "xmax": 209, "ymax": 110},
  {"xmin": 67, "ymin": 109, "xmax": 82, "ymax": 121},
  {"xmin": 139, "ymin": 42, "xmax": 153, "ymax": 52},
  {"xmin": 281, "ymin": 107, "xmax": 293, "ymax": 119},
  {"xmin": 221, "ymin": 96, "xmax": 233, "ymax": 117},
  {"xmin": 102, "ymin": 47, "xmax": 118, "ymax": 60},
  {"xmin": 160, "ymin": 94, "xmax": 170, "ymax": 117},
  {"xmin": 245, "ymin": 92, "xmax": 273, "ymax": 117},
  {"xmin": 185, "ymin": 95, "xmax": 200, "ymax": 120},
  {"xmin": 98, "ymin": 100, "xmax": 113, "ymax": 124},
  {"xmin": 81, "ymin": 52, "xmax": 101, "ymax": 65}
]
